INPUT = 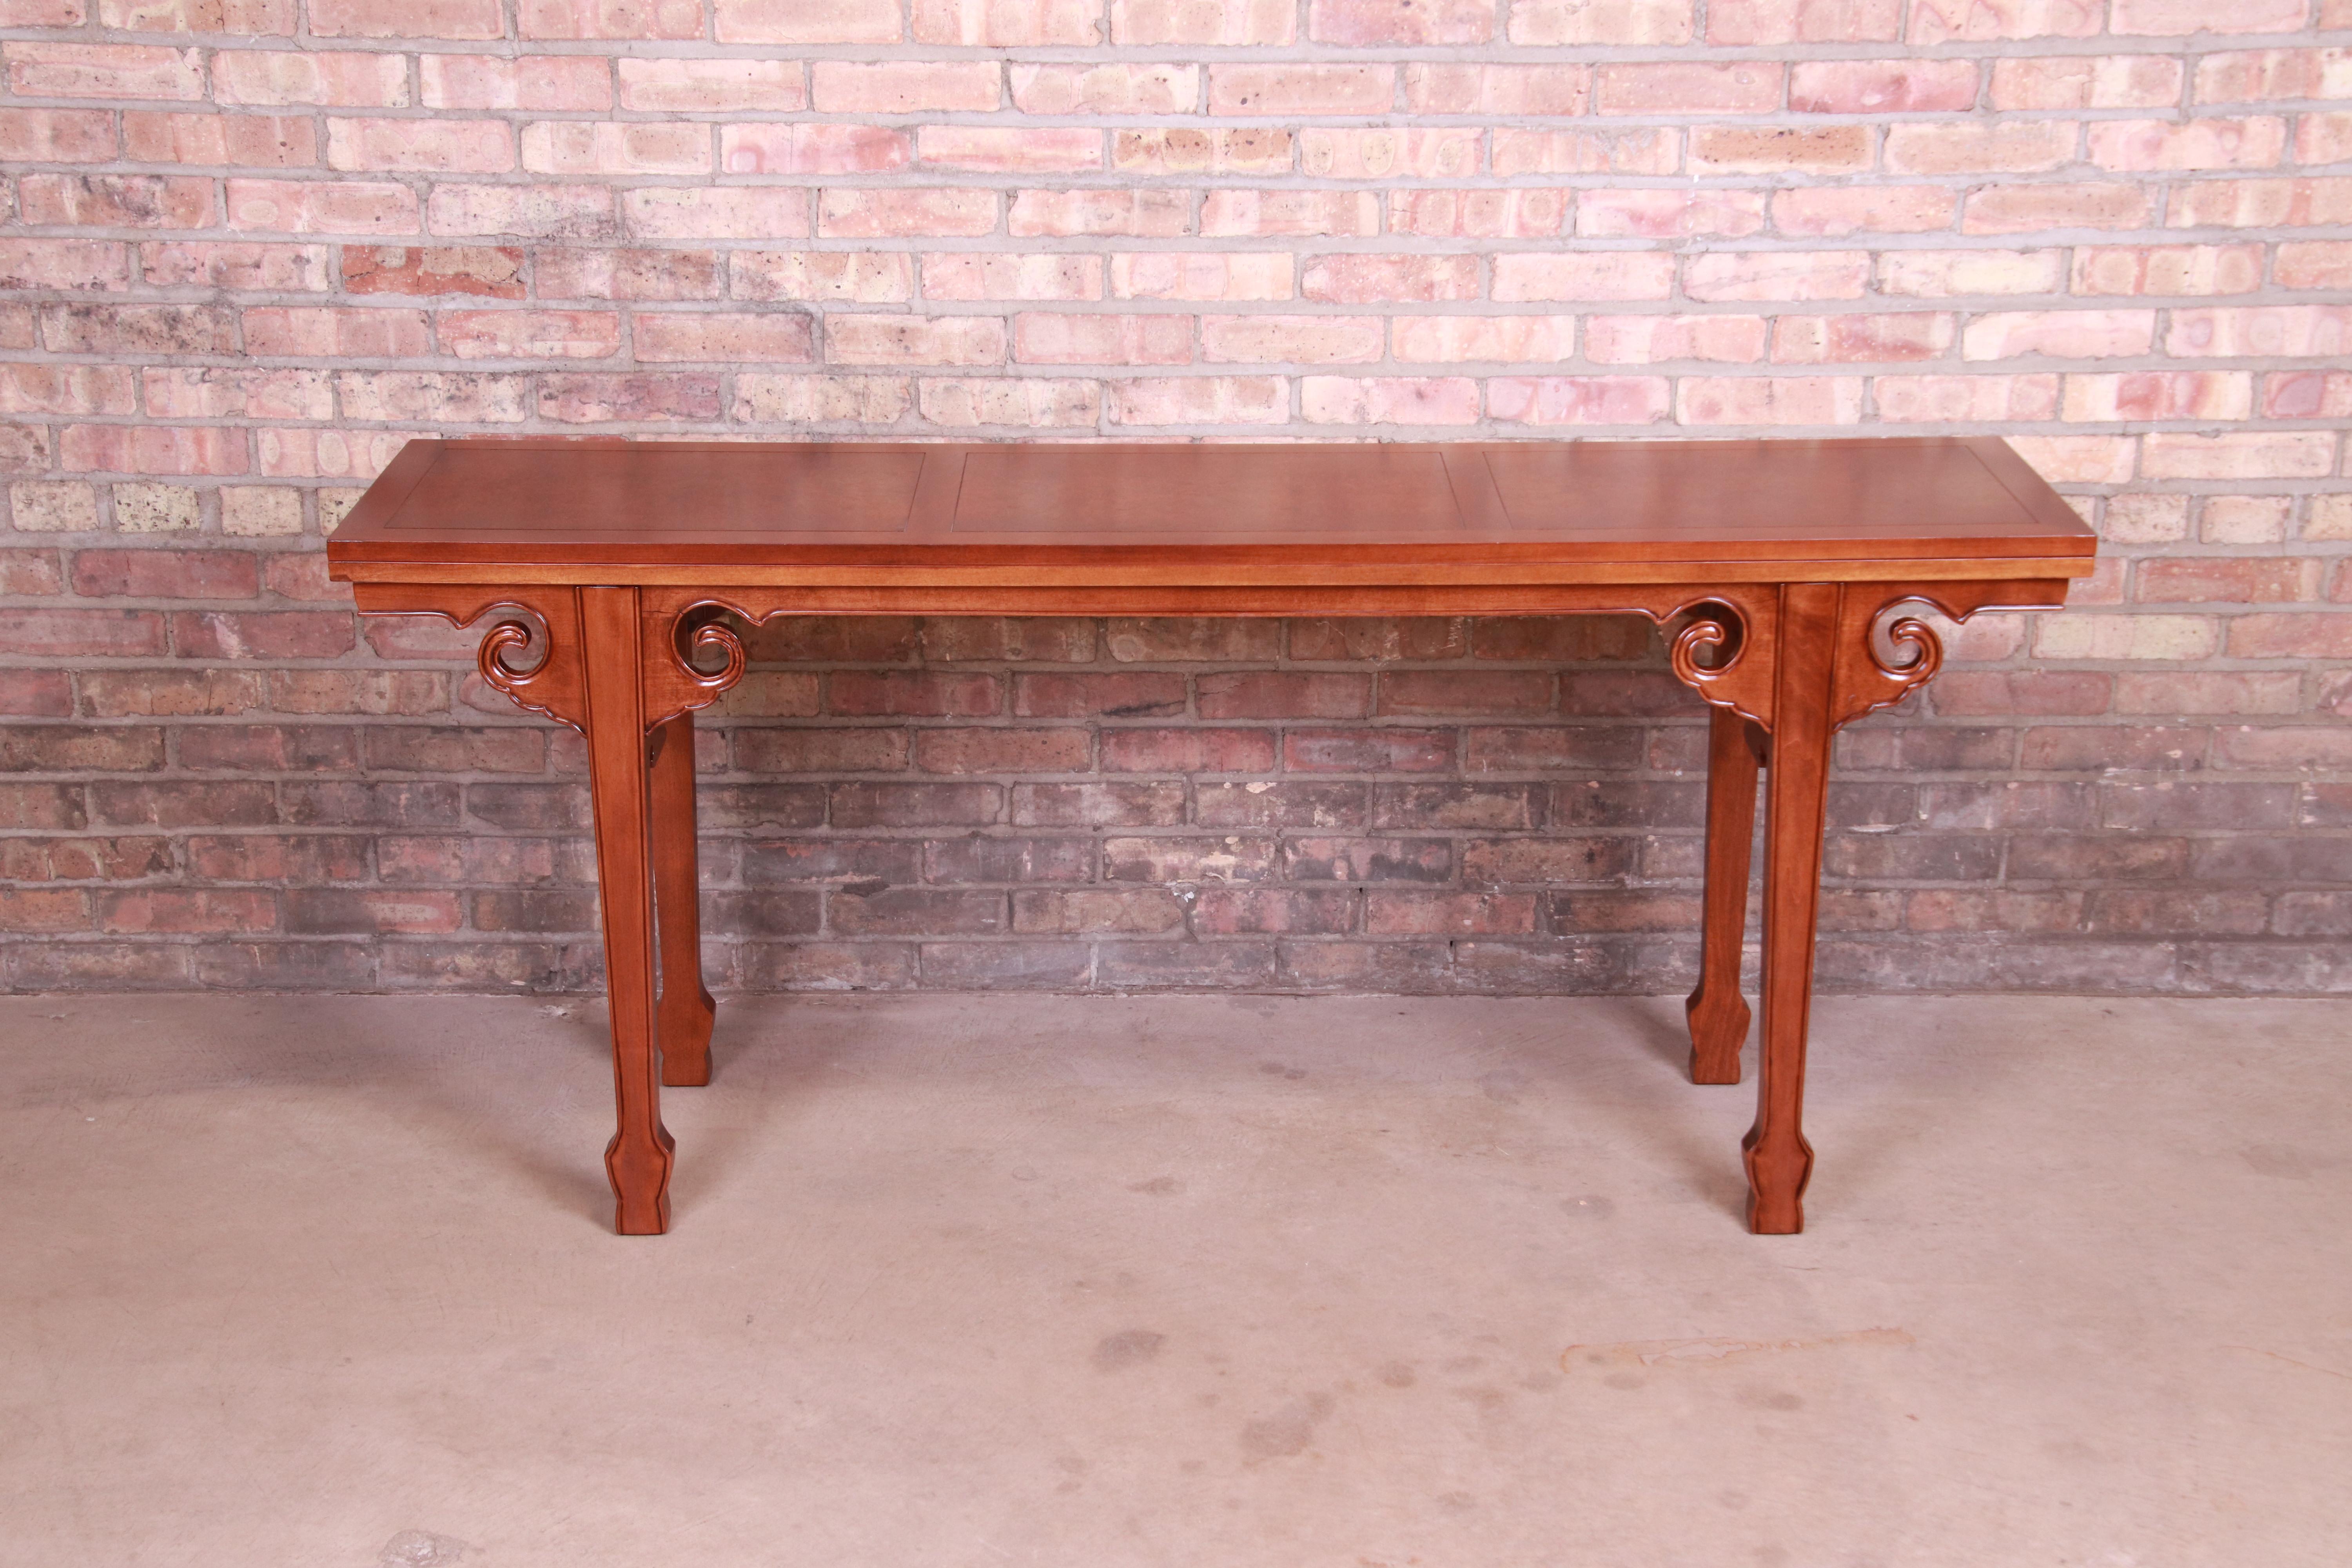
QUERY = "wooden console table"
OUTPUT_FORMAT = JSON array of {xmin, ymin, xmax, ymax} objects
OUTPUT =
[{"xmin": 327, "ymin": 437, "xmax": 2093, "ymax": 1235}]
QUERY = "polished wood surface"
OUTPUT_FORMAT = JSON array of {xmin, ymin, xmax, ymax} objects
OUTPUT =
[{"xmin": 326, "ymin": 437, "xmax": 2093, "ymax": 1237}]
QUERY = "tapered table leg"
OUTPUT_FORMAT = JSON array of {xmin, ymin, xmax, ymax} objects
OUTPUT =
[
  {"xmin": 579, "ymin": 586, "xmax": 676, "ymax": 1235},
  {"xmin": 650, "ymin": 711, "xmax": 716, "ymax": 1088},
  {"xmin": 1687, "ymin": 706, "xmax": 1763, "ymax": 1085},
  {"xmin": 1744, "ymin": 584, "xmax": 1839, "ymax": 1235}
]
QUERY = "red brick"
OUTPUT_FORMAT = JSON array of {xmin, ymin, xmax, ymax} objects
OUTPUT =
[
  {"xmin": 70, "ymin": 549, "xmax": 259, "ymax": 599},
  {"xmin": 1197, "ymin": 671, "xmax": 1370, "ymax": 719},
  {"xmin": 1100, "ymin": 728, "xmax": 1276, "ymax": 773},
  {"xmin": 1285, "ymin": 728, "xmax": 1455, "ymax": 772},
  {"xmin": 97, "ymin": 889, "xmax": 276, "ymax": 935}
]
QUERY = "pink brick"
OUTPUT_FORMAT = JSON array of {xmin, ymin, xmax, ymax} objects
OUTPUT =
[
  {"xmin": 1708, "ymin": 0, "xmax": 1900, "ymax": 42},
  {"xmin": 1596, "ymin": 62, "xmax": 1780, "ymax": 115},
  {"xmin": 6, "ymin": 44, "xmax": 205, "ymax": 100},
  {"xmin": 2168, "ymin": 176, "xmax": 2352, "ymax": 227},
  {"xmin": 826, "ymin": 314, "xmax": 1007, "ymax": 365},
  {"xmin": 1109, "ymin": 252, "xmax": 1291, "ymax": 301},
  {"xmin": 1010, "ymin": 63, "xmax": 1198, "ymax": 114},
  {"xmin": 0, "ymin": 108, "xmax": 116, "ymax": 163},
  {"xmin": 634, "ymin": 313, "xmax": 817, "ymax": 363},
  {"xmin": 214, "ymin": 51, "xmax": 409, "ymax": 107},
  {"xmin": 123, "ymin": 112, "xmax": 313, "ymax": 167},
  {"xmin": 1310, "ymin": 0, "xmax": 1492, "ymax": 42},
  {"xmin": 2268, "ymin": 370, "xmax": 2352, "ymax": 419},
  {"xmin": 17, "ymin": 176, "xmax": 212, "ymax": 230},
  {"xmin": 523, "ymin": 121, "xmax": 708, "ymax": 176},
  {"xmin": 1508, "ymin": 0, "xmax": 1690, "ymax": 43},
  {"xmin": 1577, "ymin": 189, "xmax": 1767, "ymax": 238},
  {"xmin": 811, "ymin": 62, "xmax": 1002, "ymax": 113},
  {"xmin": 60, "ymin": 424, "xmax": 247, "ymax": 475},
  {"xmin": 1492, "ymin": 127, "xmax": 1680, "ymax": 176},
  {"xmin": 1392, "ymin": 315, "xmax": 1577, "ymax": 362},
  {"xmin": 1013, "ymin": 312, "xmax": 1193, "ymax": 364},
  {"xmin": 2277, "ymin": 241, "xmax": 2352, "ymax": 289},
  {"xmin": 2111, "ymin": 0, "xmax": 2307, "ymax": 33},
  {"xmin": 1683, "ymin": 250, "xmax": 1867, "ymax": 301},
  {"xmin": 242, "ymin": 306, "xmax": 430, "ymax": 357},
  {"xmin": 432, "ymin": 183, "xmax": 619, "ymax": 238},
  {"xmin": 1493, "ymin": 252, "xmax": 1674, "ymax": 302},
  {"xmin": 142, "ymin": 367, "xmax": 330, "ymax": 419},
  {"xmin": 2195, "ymin": 49, "xmax": 2352, "ymax": 103},
  {"xmin": 620, "ymin": 60, "xmax": 806, "ymax": 113},
  {"xmin": 1772, "ymin": 186, "xmax": 1955, "ymax": 236},
  {"xmin": 1989, "ymin": 54, "xmax": 2183, "ymax": 110},
  {"xmin": 927, "ymin": 254, "xmax": 1102, "ymax": 300},
  {"xmin": 915, "ymin": 0, "xmax": 1102, "ymax": 41},
  {"xmin": 150, "ymin": 240, "xmax": 334, "ymax": 293},
  {"xmin": 519, "ymin": 0, "xmax": 703, "ymax": 35},
  {"xmin": 436, "ymin": 310, "xmax": 623, "ymax": 360},
  {"xmin": 918, "ymin": 378, "xmax": 1100, "ymax": 427},
  {"xmin": 2063, "ymin": 371, "xmax": 2252, "ymax": 423},
  {"xmin": 732, "ymin": 373, "xmax": 911, "ymax": 423},
  {"xmin": 623, "ymin": 187, "xmax": 803, "ymax": 240},
  {"xmin": 0, "ymin": 363, "xmax": 137, "ymax": 415},
  {"xmin": 918, "ymin": 126, "xmax": 1102, "ymax": 173},
  {"xmin": 1201, "ymin": 315, "xmax": 1383, "ymax": 363},
  {"xmin": 423, "ymin": 56, "xmax": 613, "ymax": 111},
  {"xmin": 2140, "ymin": 431, "xmax": 2334, "ymax": 479},
  {"xmin": 1908, "ymin": 0, "xmax": 2099, "ymax": 42},
  {"xmin": 1115, "ymin": 128, "xmax": 1293, "ymax": 175},
  {"xmin": 337, "ymin": 370, "xmax": 529, "ymax": 423},
  {"xmin": 1772, "ymin": 312, "xmax": 1954, "ymax": 362},
  {"xmin": 310, "ymin": 0, "xmax": 503, "ymax": 35},
  {"xmin": 2072, "ymin": 245, "xmax": 2264, "ymax": 296},
  {"xmin": 1011, "ymin": 189, "xmax": 1192, "ymax": 237},
  {"xmin": 537, "ymin": 372, "xmax": 720, "ymax": 423},
  {"xmin": 1789, "ymin": 59, "xmax": 1977, "ymax": 113},
  {"xmin": 2166, "ymin": 305, "xmax": 2352, "ymax": 357},
  {"xmin": 1883, "ymin": 121, "xmax": 2077, "ymax": 175},
  {"xmin": 1583, "ymin": 314, "xmax": 1765, "ymax": 363},
  {"xmin": 1301, "ymin": 376, "xmax": 1481, "ymax": 424},
  {"xmin": 714, "ymin": 0, "xmax": 900, "ymax": 39},
  {"xmin": 1962, "ymin": 310, "xmax": 2154, "ymax": 361},
  {"xmin": 1488, "ymin": 376, "xmax": 1671, "ymax": 425},
  {"xmin": 1402, "ymin": 63, "xmax": 1588, "ymax": 114},
  {"xmin": 251, "ymin": 425, "xmax": 417, "ymax": 478},
  {"xmin": 1386, "ymin": 189, "xmax": 1566, "ymax": 238},
  {"xmin": 6, "ymin": 0, "xmax": 86, "ymax": 19},
  {"xmin": 1877, "ymin": 249, "xmax": 2064, "ymax": 296},
  {"xmin": 1677, "ymin": 376, "xmax": 1864, "ymax": 425},
  {"xmin": 1299, "ymin": 254, "xmax": 1478, "ymax": 303},
  {"xmin": 1208, "ymin": 65, "xmax": 1394, "ymax": 115},
  {"xmin": 225, "ymin": 179, "xmax": 416, "ymax": 234},
  {"xmin": 818, "ymin": 188, "xmax": 996, "ymax": 238},
  {"xmin": 2299, "ymin": 114, "xmax": 2352, "ymax": 165},
  {"xmin": 1961, "ymin": 182, "xmax": 2153, "ymax": 234},
  {"xmin": 1689, "ymin": 126, "xmax": 1871, "ymax": 174},
  {"xmin": 733, "ymin": 251, "xmax": 913, "ymax": 302},
  {"xmin": 1110, "ymin": 0, "xmax": 1294, "ymax": 42},
  {"xmin": 2007, "ymin": 434, "xmax": 2134, "ymax": 484},
  {"xmin": 328, "ymin": 118, "xmax": 514, "ymax": 174},
  {"xmin": 2090, "ymin": 117, "xmax": 2287, "ymax": 172},
  {"xmin": 1299, "ymin": 128, "xmax": 1482, "ymax": 180},
  {"xmin": 1873, "ymin": 373, "xmax": 2059, "ymax": 421},
  {"xmin": 1205, "ymin": 190, "xmax": 1381, "ymax": 237},
  {"xmin": 722, "ymin": 124, "xmax": 910, "ymax": 175},
  {"xmin": 1105, "ymin": 376, "xmax": 1288, "ymax": 424}
]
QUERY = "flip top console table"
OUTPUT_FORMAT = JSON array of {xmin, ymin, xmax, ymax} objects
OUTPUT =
[{"xmin": 327, "ymin": 437, "xmax": 2094, "ymax": 1236}]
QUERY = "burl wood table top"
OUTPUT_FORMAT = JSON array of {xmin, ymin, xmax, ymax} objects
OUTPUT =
[{"xmin": 327, "ymin": 436, "xmax": 2096, "ymax": 586}]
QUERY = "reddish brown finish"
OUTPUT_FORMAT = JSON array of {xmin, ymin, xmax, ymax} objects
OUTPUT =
[{"xmin": 327, "ymin": 437, "xmax": 2094, "ymax": 1236}]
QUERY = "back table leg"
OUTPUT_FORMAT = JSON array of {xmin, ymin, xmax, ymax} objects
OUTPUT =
[
  {"xmin": 650, "ymin": 711, "xmax": 716, "ymax": 1088},
  {"xmin": 1686, "ymin": 706, "xmax": 1764, "ymax": 1085}
]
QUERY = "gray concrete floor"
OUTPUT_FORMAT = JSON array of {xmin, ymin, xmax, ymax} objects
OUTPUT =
[{"xmin": 0, "ymin": 993, "xmax": 2345, "ymax": 1568}]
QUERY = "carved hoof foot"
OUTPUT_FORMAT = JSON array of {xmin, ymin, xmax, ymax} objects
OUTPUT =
[
  {"xmin": 1684, "ymin": 987, "xmax": 1750, "ymax": 1085},
  {"xmin": 607, "ymin": 1125, "xmax": 677, "ymax": 1235},
  {"xmin": 1741, "ymin": 1131, "xmax": 1813, "ymax": 1235}
]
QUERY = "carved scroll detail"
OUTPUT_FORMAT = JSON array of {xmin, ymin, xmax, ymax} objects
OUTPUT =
[
  {"xmin": 349, "ymin": 583, "xmax": 588, "ymax": 733},
  {"xmin": 1828, "ymin": 581, "xmax": 2067, "ymax": 730},
  {"xmin": 1663, "ymin": 593, "xmax": 1778, "ymax": 730},
  {"xmin": 643, "ymin": 597, "xmax": 751, "ymax": 728}
]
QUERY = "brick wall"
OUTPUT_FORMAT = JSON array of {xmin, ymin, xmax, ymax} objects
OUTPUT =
[{"xmin": 2, "ymin": 0, "xmax": 2349, "ymax": 995}]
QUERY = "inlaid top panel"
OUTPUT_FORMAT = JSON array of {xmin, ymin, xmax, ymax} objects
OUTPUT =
[{"xmin": 327, "ymin": 437, "xmax": 2095, "ymax": 581}]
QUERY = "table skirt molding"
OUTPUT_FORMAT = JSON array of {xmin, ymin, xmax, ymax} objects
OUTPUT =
[{"xmin": 349, "ymin": 575, "xmax": 2070, "ymax": 1237}]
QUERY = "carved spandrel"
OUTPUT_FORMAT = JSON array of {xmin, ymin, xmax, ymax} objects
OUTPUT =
[{"xmin": 349, "ymin": 583, "xmax": 589, "ymax": 733}]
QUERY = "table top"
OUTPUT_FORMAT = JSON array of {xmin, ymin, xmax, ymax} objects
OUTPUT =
[{"xmin": 327, "ymin": 436, "xmax": 2094, "ymax": 587}]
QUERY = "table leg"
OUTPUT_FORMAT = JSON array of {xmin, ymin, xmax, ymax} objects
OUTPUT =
[
  {"xmin": 1686, "ymin": 706, "xmax": 1762, "ymax": 1085},
  {"xmin": 1744, "ymin": 583, "xmax": 1839, "ymax": 1235},
  {"xmin": 650, "ymin": 711, "xmax": 716, "ymax": 1089},
  {"xmin": 579, "ymin": 585, "xmax": 676, "ymax": 1235}
]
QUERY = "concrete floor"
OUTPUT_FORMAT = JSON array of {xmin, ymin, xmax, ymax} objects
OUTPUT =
[{"xmin": 0, "ymin": 994, "xmax": 2344, "ymax": 1568}]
